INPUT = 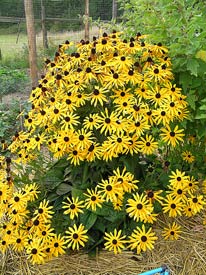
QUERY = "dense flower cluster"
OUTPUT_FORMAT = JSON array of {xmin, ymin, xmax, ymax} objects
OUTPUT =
[
  {"xmin": 1, "ymin": 154, "xmax": 206, "ymax": 264},
  {"xmin": 9, "ymin": 31, "xmax": 188, "ymax": 165},
  {"xmin": 1, "ymin": 31, "xmax": 205, "ymax": 265}
]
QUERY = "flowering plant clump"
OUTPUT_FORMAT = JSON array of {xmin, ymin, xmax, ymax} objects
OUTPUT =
[{"xmin": 1, "ymin": 31, "xmax": 206, "ymax": 264}]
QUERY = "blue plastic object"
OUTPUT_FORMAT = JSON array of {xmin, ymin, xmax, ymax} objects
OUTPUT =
[{"xmin": 138, "ymin": 265, "xmax": 170, "ymax": 275}]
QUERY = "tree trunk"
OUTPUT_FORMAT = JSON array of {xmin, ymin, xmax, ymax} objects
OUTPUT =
[
  {"xmin": 84, "ymin": 0, "xmax": 89, "ymax": 41},
  {"xmin": 112, "ymin": 0, "xmax": 117, "ymax": 21},
  {"xmin": 24, "ymin": 0, "xmax": 38, "ymax": 87},
  {"xmin": 41, "ymin": 0, "xmax": 48, "ymax": 49}
]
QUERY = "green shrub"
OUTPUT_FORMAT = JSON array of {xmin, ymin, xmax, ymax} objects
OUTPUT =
[
  {"xmin": 1, "ymin": 31, "xmax": 205, "ymax": 265},
  {"xmin": 0, "ymin": 67, "xmax": 29, "ymax": 100},
  {"xmin": 0, "ymin": 100, "xmax": 30, "ymax": 151},
  {"xmin": 118, "ymin": 0, "xmax": 206, "ymax": 140}
]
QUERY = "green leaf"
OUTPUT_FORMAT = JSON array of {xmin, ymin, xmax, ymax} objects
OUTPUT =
[
  {"xmin": 187, "ymin": 59, "xmax": 199, "ymax": 76},
  {"xmin": 187, "ymin": 92, "xmax": 197, "ymax": 110},
  {"xmin": 199, "ymin": 105, "xmax": 206, "ymax": 110},
  {"xmin": 56, "ymin": 183, "xmax": 71, "ymax": 195},
  {"xmin": 178, "ymin": 72, "xmax": 192, "ymax": 91},
  {"xmin": 71, "ymin": 187, "xmax": 85, "ymax": 200},
  {"xmin": 195, "ymin": 113, "xmax": 206, "ymax": 119},
  {"xmin": 80, "ymin": 210, "xmax": 97, "ymax": 230}
]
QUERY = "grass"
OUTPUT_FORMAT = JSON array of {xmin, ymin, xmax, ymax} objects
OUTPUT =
[{"xmin": 0, "ymin": 27, "xmax": 100, "ymax": 62}]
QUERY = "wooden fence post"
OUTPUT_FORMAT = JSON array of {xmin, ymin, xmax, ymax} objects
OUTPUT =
[
  {"xmin": 112, "ymin": 0, "xmax": 117, "ymax": 21},
  {"xmin": 24, "ymin": 0, "xmax": 38, "ymax": 87},
  {"xmin": 84, "ymin": 0, "xmax": 89, "ymax": 41}
]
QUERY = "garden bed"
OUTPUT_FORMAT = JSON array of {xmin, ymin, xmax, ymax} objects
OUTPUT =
[{"xmin": 1, "ymin": 215, "xmax": 205, "ymax": 275}]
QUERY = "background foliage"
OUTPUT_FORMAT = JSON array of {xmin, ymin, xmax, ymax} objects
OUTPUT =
[{"xmin": 118, "ymin": 0, "xmax": 206, "ymax": 140}]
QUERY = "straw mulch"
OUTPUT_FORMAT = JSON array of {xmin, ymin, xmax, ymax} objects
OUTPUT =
[{"xmin": 1, "ymin": 216, "xmax": 206, "ymax": 275}]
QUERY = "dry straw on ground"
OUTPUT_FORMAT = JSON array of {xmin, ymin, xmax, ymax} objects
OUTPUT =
[{"xmin": 1, "ymin": 215, "xmax": 206, "ymax": 275}]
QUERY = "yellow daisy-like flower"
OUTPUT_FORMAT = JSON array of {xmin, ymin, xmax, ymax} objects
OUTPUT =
[
  {"xmin": 97, "ymin": 178, "xmax": 123, "ymax": 203},
  {"xmin": 104, "ymin": 229, "xmax": 127, "ymax": 254},
  {"xmin": 84, "ymin": 187, "xmax": 104, "ymax": 211},
  {"xmin": 160, "ymin": 125, "xmax": 185, "ymax": 147},
  {"xmin": 26, "ymin": 238, "xmax": 46, "ymax": 265},
  {"xmin": 126, "ymin": 193, "xmax": 154, "ymax": 222},
  {"xmin": 62, "ymin": 197, "xmax": 84, "ymax": 219},
  {"xmin": 127, "ymin": 224, "xmax": 158, "ymax": 254},
  {"xmin": 162, "ymin": 222, "xmax": 182, "ymax": 240},
  {"xmin": 89, "ymin": 86, "xmax": 109, "ymax": 107},
  {"xmin": 169, "ymin": 169, "xmax": 189, "ymax": 189},
  {"xmin": 187, "ymin": 195, "xmax": 205, "ymax": 214},
  {"xmin": 162, "ymin": 194, "xmax": 183, "ymax": 217},
  {"xmin": 98, "ymin": 108, "xmax": 119, "ymax": 135},
  {"xmin": 49, "ymin": 234, "xmax": 66, "ymax": 257},
  {"xmin": 182, "ymin": 150, "xmax": 195, "ymax": 163},
  {"xmin": 65, "ymin": 223, "xmax": 88, "ymax": 250},
  {"xmin": 137, "ymin": 134, "xmax": 158, "ymax": 155},
  {"xmin": 33, "ymin": 199, "xmax": 54, "ymax": 222}
]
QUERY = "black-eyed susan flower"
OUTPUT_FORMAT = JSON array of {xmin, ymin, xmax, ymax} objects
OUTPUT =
[
  {"xmin": 128, "ymin": 117, "xmax": 150, "ymax": 136},
  {"xmin": 33, "ymin": 199, "xmax": 54, "ymax": 222},
  {"xmin": 127, "ymin": 224, "xmax": 158, "ymax": 254},
  {"xmin": 98, "ymin": 108, "xmax": 119, "ymax": 135},
  {"xmin": 76, "ymin": 129, "xmax": 94, "ymax": 150},
  {"xmin": 111, "ymin": 166, "xmax": 139, "ymax": 193},
  {"xmin": 89, "ymin": 86, "xmax": 109, "ymax": 107},
  {"xmin": 182, "ymin": 150, "xmax": 195, "ymax": 163},
  {"xmin": 162, "ymin": 222, "xmax": 181, "ymax": 240},
  {"xmin": 26, "ymin": 238, "xmax": 46, "ymax": 265},
  {"xmin": 169, "ymin": 169, "xmax": 189, "ymax": 189},
  {"xmin": 153, "ymin": 108, "xmax": 173, "ymax": 126},
  {"xmin": 147, "ymin": 85, "xmax": 170, "ymax": 107},
  {"xmin": 186, "ymin": 176, "xmax": 198, "ymax": 194},
  {"xmin": 167, "ymin": 185, "xmax": 188, "ymax": 202},
  {"xmin": 62, "ymin": 197, "xmax": 84, "ymax": 220},
  {"xmin": 187, "ymin": 195, "xmax": 205, "ymax": 214},
  {"xmin": 145, "ymin": 189, "xmax": 163, "ymax": 204},
  {"xmin": 38, "ymin": 224, "xmax": 55, "ymax": 240},
  {"xmin": 137, "ymin": 134, "xmax": 158, "ymax": 155},
  {"xmin": 162, "ymin": 194, "xmax": 183, "ymax": 217},
  {"xmin": 49, "ymin": 234, "xmax": 66, "ymax": 257},
  {"xmin": 84, "ymin": 187, "xmax": 104, "ymax": 211},
  {"xmin": 182, "ymin": 203, "xmax": 195, "ymax": 217},
  {"xmin": 0, "ymin": 237, "xmax": 9, "ymax": 254},
  {"xmin": 126, "ymin": 193, "xmax": 153, "ymax": 222},
  {"xmin": 67, "ymin": 146, "xmax": 85, "ymax": 165},
  {"xmin": 65, "ymin": 223, "xmax": 88, "ymax": 250},
  {"xmin": 160, "ymin": 125, "xmax": 185, "ymax": 147},
  {"xmin": 60, "ymin": 113, "xmax": 80, "ymax": 130},
  {"xmin": 97, "ymin": 178, "xmax": 123, "ymax": 203},
  {"xmin": 11, "ymin": 230, "xmax": 27, "ymax": 252},
  {"xmin": 83, "ymin": 113, "xmax": 101, "ymax": 131},
  {"xmin": 104, "ymin": 229, "xmax": 126, "ymax": 254}
]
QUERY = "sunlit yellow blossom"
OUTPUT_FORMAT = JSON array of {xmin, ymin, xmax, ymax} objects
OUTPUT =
[
  {"xmin": 137, "ymin": 134, "xmax": 158, "ymax": 155},
  {"xmin": 127, "ymin": 224, "xmax": 158, "ymax": 254},
  {"xmin": 187, "ymin": 195, "xmax": 205, "ymax": 214},
  {"xmin": 162, "ymin": 222, "xmax": 181, "ymax": 240},
  {"xmin": 160, "ymin": 125, "xmax": 185, "ymax": 147},
  {"xmin": 104, "ymin": 229, "xmax": 126, "ymax": 254},
  {"xmin": 62, "ymin": 197, "xmax": 84, "ymax": 219},
  {"xmin": 65, "ymin": 224, "xmax": 88, "ymax": 250},
  {"xmin": 84, "ymin": 187, "xmax": 104, "ymax": 211},
  {"xmin": 162, "ymin": 194, "xmax": 183, "ymax": 217},
  {"xmin": 126, "ymin": 193, "xmax": 154, "ymax": 222},
  {"xmin": 182, "ymin": 150, "xmax": 195, "ymax": 163}
]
